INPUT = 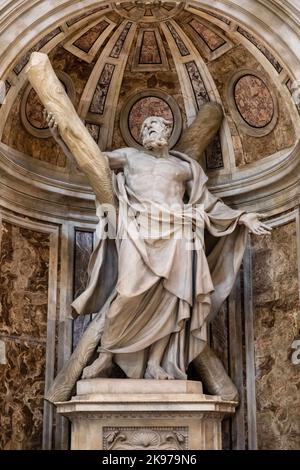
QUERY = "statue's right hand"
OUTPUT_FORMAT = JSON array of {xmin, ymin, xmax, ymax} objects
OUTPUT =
[{"xmin": 43, "ymin": 109, "xmax": 60, "ymax": 141}]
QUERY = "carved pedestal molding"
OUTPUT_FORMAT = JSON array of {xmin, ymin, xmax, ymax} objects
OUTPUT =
[{"xmin": 55, "ymin": 379, "xmax": 237, "ymax": 450}]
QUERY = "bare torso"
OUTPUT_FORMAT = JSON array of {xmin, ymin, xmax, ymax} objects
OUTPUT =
[{"xmin": 107, "ymin": 147, "xmax": 192, "ymax": 206}]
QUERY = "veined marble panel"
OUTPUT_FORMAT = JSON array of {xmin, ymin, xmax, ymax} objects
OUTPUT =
[
  {"xmin": 0, "ymin": 338, "xmax": 46, "ymax": 449},
  {"xmin": 74, "ymin": 20, "xmax": 110, "ymax": 53},
  {"xmin": 0, "ymin": 222, "xmax": 49, "ymax": 339},
  {"xmin": 188, "ymin": 18, "xmax": 226, "ymax": 51},
  {"xmin": 13, "ymin": 28, "xmax": 61, "ymax": 75},
  {"xmin": 72, "ymin": 230, "xmax": 94, "ymax": 350},
  {"xmin": 0, "ymin": 220, "xmax": 50, "ymax": 450},
  {"xmin": 252, "ymin": 222, "xmax": 300, "ymax": 450},
  {"xmin": 139, "ymin": 31, "xmax": 161, "ymax": 64}
]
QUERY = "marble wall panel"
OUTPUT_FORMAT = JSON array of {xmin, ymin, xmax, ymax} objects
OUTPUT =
[
  {"xmin": 286, "ymin": 77, "xmax": 300, "ymax": 117},
  {"xmin": 0, "ymin": 222, "xmax": 49, "ymax": 338},
  {"xmin": 165, "ymin": 21, "xmax": 190, "ymax": 56},
  {"xmin": 237, "ymin": 27, "xmax": 282, "ymax": 74},
  {"xmin": 13, "ymin": 28, "xmax": 61, "ymax": 75},
  {"xmin": 185, "ymin": 61, "xmax": 223, "ymax": 169},
  {"xmin": 252, "ymin": 222, "xmax": 300, "ymax": 450},
  {"xmin": 89, "ymin": 63, "xmax": 115, "ymax": 115},
  {"xmin": 25, "ymin": 87, "xmax": 49, "ymax": 130},
  {"xmin": 188, "ymin": 19, "xmax": 226, "ymax": 51},
  {"xmin": 2, "ymin": 88, "xmax": 66, "ymax": 167},
  {"xmin": 74, "ymin": 20, "xmax": 110, "ymax": 53},
  {"xmin": 139, "ymin": 31, "xmax": 161, "ymax": 64},
  {"xmin": 0, "ymin": 80, "xmax": 10, "ymax": 110},
  {"xmin": 0, "ymin": 221, "xmax": 50, "ymax": 449},
  {"xmin": 163, "ymin": 3, "xmax": 175, "ymax": 12},
  {"xmin": 86, "ymin": 123, "xmax": 101, "ymax": 143},
  {"xmin": 110, "ymin": 22, "xmax": 133, "ymax": 58},
  {"xmin": 0, "ymin": 338, "xmax": 46, "ymax": 449},
  {"xmin": 123, "ymin": 4, "xmax": 135, "ymax": 13},
  {"xmin": 208, "ymin": 46, "xmax": 296, "ymax": 165},
  {"xmin": 72, "ymin": 231, "xmax": 94, "ymax": 350},
  {"xmin": 185, "ymin": 60, "xmax": 210, "ymax": 108}
]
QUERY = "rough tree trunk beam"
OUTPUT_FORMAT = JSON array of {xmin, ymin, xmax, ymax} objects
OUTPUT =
[
  {"xmin": 175, "ymin": 102, "xmax": 223, "ymax": 164},
  {"xmin": 26, "ymin": 52, "xmax": 116, "ymax": 207}
]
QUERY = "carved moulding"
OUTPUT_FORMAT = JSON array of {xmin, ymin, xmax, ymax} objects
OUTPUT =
[
  {"xmin": 0, "ymin": 139, "xmax": 299, "ymax": 221},
  {"xmin": 103, "ymin": 426, "xmax": 188, "ymax": 450},
  {"xmin": 55, "ymin": 378, "xmax": 236, "ymax": 450}
]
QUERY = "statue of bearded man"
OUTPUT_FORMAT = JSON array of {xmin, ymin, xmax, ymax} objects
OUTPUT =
[{"xmin": 43, "ymin": 105, "xmax": 270, "ymax": 405}]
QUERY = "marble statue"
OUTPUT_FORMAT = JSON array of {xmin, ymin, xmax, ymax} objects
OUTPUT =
[{"xmin": 25, "ymin": 52, "xmax": 271, "ymax": 404}]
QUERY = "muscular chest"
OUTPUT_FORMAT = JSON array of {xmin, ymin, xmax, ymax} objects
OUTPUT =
[{"xmin": 125, "ymin": 152, "xmax": 188, "ymax": 182}]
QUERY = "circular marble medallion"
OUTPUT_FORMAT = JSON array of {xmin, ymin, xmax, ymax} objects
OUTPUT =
[{"xmin": 234, "ymin": 74, "xmax": 274, "ymax": 128}]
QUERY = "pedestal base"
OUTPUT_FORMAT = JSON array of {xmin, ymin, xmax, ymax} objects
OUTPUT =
[{"xmin": 56, "ymin": 379, "xmax": 237, "ymax": 450}]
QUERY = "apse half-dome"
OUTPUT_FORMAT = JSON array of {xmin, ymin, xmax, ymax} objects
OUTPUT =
[{"xmin": 0, "ymin": 0, "xmax": 298, "ymax": 210}]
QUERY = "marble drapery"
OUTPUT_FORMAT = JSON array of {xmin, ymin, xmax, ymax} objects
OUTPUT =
[{"xmin": 46, "ymin": 151, "xmax": 247, "ymax": 402}]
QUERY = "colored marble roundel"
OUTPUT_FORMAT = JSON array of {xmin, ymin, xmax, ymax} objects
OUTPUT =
[
  {"xmin": 128, "ymin": 96, "xmax": 174, "ymax": 144},
  {"xmin": 234, "ymin": 75, "xmax": 274, "ymax": 128},
  {"xmin": 25, "ymin": 87, "xmax": 49, "ymax": 129}
]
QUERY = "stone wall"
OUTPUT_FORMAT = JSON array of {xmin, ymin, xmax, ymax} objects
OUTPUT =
[
  {"xmin": 0, "ymin": 222, "xmax": 49, "ymax": 449},
  {"xmin": 252, "ymin": 221, "xmax": 300, "ymax": 450}
]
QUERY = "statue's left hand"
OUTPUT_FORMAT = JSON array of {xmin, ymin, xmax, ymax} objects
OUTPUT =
[
  {"xmin": 43, "ymin": 109, "xmax": 61, "ymax": 143},
  {"xmin": 239, "ymin": 213, "xmax": 272, "ymax": 235}
]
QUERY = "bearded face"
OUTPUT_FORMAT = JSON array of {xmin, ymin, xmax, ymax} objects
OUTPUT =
[{"xmin": 140, "ymin": 117, "xmax": 172, "ymax": 151}]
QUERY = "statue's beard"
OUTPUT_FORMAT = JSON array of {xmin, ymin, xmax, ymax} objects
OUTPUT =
[{"xmin": 142, "ymin": 135, "xmax": 169, "ymax": 150}]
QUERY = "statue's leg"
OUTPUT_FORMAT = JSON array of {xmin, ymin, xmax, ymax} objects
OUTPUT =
[
  {"xmin": 192, "ymin": 343, "xmax": 239, "ymax": 402},
  {"xmin": 144, "ymin": 336, "xmax": 174, "ymax": 380}
]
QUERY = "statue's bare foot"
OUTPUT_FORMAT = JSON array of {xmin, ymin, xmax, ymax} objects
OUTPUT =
[
  {"xmin": 82, "ymin": 353, "xmax": 113, "ymax": 379},
  {"xmin": 144, "ymin": 363, "xmax": 174, "ymax": 380}
]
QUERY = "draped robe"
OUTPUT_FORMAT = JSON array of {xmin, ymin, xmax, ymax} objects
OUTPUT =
[{"xmin": 70, "ymin": 150, "xmax": 248, "ymax": 380}]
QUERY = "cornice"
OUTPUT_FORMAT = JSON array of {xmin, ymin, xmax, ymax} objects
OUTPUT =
[{"xmin": 0, "ymin": 138, "xmax": 299, "ymax": 219}]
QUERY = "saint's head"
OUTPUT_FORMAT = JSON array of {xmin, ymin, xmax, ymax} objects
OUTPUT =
[{"xmin": 140, "ymin": 116, "xmax": 172, "ymax": 151}]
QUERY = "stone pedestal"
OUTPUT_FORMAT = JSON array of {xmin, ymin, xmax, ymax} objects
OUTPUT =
[{"xmin": 56, "ymin": 379, "xmax": 237, "ymax": 450}]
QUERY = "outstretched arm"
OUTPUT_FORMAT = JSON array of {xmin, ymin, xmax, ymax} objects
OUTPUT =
[
  {"xmin": 45, "ymin": 111, "xmax": 126, "ymax": 170},
  {"xmin": 238, "ymin": 212, "xmax": 272, "ymax": 235},
  {"xmin": 202, "ymin": 186, "xmax": 272, "ymax": 236},
  {"xmin": 26, "ymin": 52, "xmax": 115, "ymax": 206}
]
